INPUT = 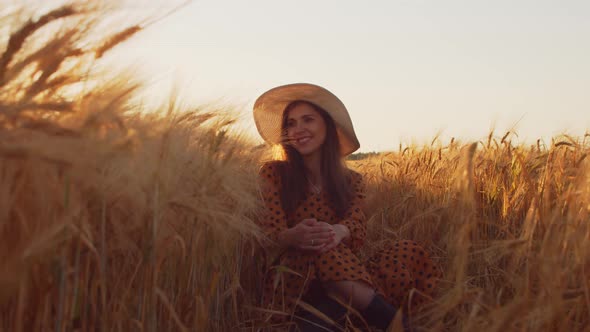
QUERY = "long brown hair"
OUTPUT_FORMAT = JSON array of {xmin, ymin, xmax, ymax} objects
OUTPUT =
[{"xmin": 277, "ymin": 100, "xmax": 354, "ymax": 219}]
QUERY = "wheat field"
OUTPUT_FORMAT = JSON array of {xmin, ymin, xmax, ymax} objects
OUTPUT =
[{"xmin": 0, "ymin": 2, "xmax": 588, "ymax": 332}]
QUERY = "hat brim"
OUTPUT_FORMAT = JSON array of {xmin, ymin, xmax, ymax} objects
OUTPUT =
[{"xmin": 253, "ymin": 83, "xmax": 360, "ymax": 156}]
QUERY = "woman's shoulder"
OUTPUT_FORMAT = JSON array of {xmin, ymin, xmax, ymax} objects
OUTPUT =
[
  {"xmin": 258, "ymin": 160, "xmax": 286, "ymax": 178},
  {"xmin": 346, "ymin": 168, "xmax": 364, "ymax": 183}
]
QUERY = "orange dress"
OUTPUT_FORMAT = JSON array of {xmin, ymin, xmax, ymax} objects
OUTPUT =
[{"xmin": 257, "ymin": 161, "xmax": 440, "ymax": 327}]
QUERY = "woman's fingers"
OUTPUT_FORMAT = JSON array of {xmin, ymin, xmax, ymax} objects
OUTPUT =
[
  {"xmin": 294, "ymin": 220, "xmax": 338, "ymax": 252},
  {"xmin": 299, "ymin": 242, "xmax": 328, "ymax": 251},
  {"xmin": 299, "ymin": 221, "xmax": 331, "ymax": 235},
  {"xmin": 300, "ymin": 236, "xmax": 332, "ymax": 247},
  {"xmin": 308, "ymin": 226, "xmax": 334, "ymax": 234},
  {"xmin": 302, "ymin": 223, "xmax": 334, "ymax": 245},
  {"xmin": 315, "ymin": 221, "xmax": 332, "ymax": 227},
  {"xmin": 300, "ymin": 226, "xmax": 334, "ymax": 245},
  {"xmin": 312, "ymin": 230, "xmax": 334, "ymax": 240},
  {"xmin": 301, "ymin": 218, "xmax": 318, "ymax": 226},
  {"xmin": 298, "ymin": 235, "xmax": 335, "ymax": 251},
  {"xmin": 306, "ymin": 224, "xmax": 334, "ymax": 234},
  {"xmin": 318, "ymin": 232, "xmax": 343, "ymax": 253},
  {"xmin": 319, "ymin": 241, "xmax": 338, "ymax": 253},
  {"xmin": 301, "ymin": 232, "xmax": 334, "ymax": 247},
  {"xmin": 301, "ymin": 235, "xmax": 343, "ymax": 252}
]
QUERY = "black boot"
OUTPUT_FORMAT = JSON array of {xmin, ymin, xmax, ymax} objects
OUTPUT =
[
  {"xmin": 361, "ymin": 294, "xmax": 409, "ymax": 331},
  {"xmin": 295, "ymin": 295, "xmax": 348, "ymax": 332}
]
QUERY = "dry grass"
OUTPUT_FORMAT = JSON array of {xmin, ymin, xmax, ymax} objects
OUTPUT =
[
  {"xmin": 0, "ymin": 2, "xmax": 263, "ymax": 331},
  {"xmin": 351, "ymin": 133, "xmax": 590, "ymax": 331},
  {"xmin": 1, "ymin": 2, "xmax": 589, "ymax": 332}
]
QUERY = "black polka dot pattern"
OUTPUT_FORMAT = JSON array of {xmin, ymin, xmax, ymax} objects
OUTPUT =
[
  {"xmin": 257, "ymin": 162, "xmax": 441, "ymax": 324},
  {"xmin": 257, "ymin": 162, "xmax": 289, "ymax": 245},
  {"xmin": 366, "ymin": 240, "xmax": 441, "ymax": 311}
]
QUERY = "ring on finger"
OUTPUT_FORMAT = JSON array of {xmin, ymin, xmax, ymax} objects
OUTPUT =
[{"xmin": 311, "ymin": 239, "xmax": 315, "ymax": 246}]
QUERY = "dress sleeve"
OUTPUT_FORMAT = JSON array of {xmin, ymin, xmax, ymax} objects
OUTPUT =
[
  {"xmin": 257, "ymin": 162, "xmax": 289, "ymax": 248},
  {"xmin": 338, "ymin": 171, "xmax": 367, "ymax": 251}
]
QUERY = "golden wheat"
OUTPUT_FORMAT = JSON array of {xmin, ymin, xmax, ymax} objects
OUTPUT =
[{"xmin": 1, "ymin": 2, "xmax": 589, "ymax": 332}]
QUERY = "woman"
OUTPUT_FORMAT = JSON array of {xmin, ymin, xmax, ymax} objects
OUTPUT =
[{"xmin": 254, "ymin": 83, "xmax": 440, "ymax": 331}]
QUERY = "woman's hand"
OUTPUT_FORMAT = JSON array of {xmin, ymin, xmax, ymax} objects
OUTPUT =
[
  {"xmin": 318, "ymin": 223, "xmax": 350, "ymax": 254},
  {"xmin": 280, "ymin": 218, "xmax": 335, "ymax": 251}
]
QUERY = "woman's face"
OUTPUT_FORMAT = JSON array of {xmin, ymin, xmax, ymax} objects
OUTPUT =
[{"xmin": 285, "ymin": 103, "xmax": 327, "ymax": 157}]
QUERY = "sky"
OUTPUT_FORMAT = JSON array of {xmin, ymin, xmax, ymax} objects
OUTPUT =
[{"xmin": 111, "ymin": 0, "xmax": 590, "ymax": 152}]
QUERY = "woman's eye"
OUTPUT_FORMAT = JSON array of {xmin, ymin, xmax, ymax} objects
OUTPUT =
[
  {"xmin": 304, "ymin": 117, "xmax": 313, "ymax": 123},
  {"xmin": 287, "ymin": 121, "xmax": 296, "ymax": 128}
]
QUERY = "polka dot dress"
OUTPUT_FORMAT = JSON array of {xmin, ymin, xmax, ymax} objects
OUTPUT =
[{"xmin": 257, "ymin": 161, "xmax": 441, "ymax": 327}]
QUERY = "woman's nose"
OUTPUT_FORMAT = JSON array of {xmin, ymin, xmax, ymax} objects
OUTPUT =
[{"xmin": 291, "ymin": 122, "xmax": 305, "ymax": 133}]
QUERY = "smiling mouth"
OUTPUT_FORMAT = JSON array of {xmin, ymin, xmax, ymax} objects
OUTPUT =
[{"xmin": 296, "ymin": 137, "xmax": 311, "ymax": 144}]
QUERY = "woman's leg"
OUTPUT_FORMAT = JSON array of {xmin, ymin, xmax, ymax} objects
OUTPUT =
[
  {"xmin": 294, "ymin": 280, "xmax": 347, "ymax": 331},
  {"xmin": 311, "ymin": 245, "xmax": 405, "ymax": 330},
  {"xmin": 322, "ymin": 280, "xmax": 403, "ymax": 331},
  {"xmin": 294, "ymin": 294, "xmax": 348, "ymax": 332},
  {"xmin": 367, "ymin": 240, "xmax": 441, "ymax": 312},
  {"xmin": 322, "ymin": 280, "xmax": 375, "ymax": 310}
]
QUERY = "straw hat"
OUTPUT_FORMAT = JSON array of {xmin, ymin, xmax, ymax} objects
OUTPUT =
[{"xmin": 253, "ymin": 83, "xmax": 360, "ymax": 156}]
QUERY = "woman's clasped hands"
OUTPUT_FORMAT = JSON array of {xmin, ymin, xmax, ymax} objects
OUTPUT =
[{"xmin": 282, "ymin": 218, "xmax": 349, "ymax": 254}]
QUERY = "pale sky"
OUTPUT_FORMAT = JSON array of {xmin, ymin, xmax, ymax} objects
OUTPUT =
[{"xmin": 112, "ymin": 0, "xmax": 590, "ymax": 152}]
